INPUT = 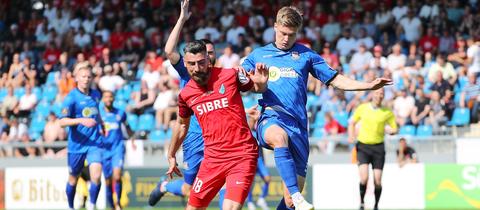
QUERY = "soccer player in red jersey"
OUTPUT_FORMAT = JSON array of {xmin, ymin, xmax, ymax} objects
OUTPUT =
[{"xmin": 166, "ymin": 40, "xmax": 269, "ymax": 210}]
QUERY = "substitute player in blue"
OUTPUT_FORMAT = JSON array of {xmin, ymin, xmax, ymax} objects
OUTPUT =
[
  {"xmin": 242, "ymin": 6, "xmax": 392, "ymax": 210},
  {"xmin": 148, "ymin": 0, "xmax": 217, "ymax": 205},
  {"xmin": 59, "ymin": 63, "xmax": 104, "ymax": 210},
  {"xmin": 100, "ymin": 91, "xmax": 135, "ymax": 210}
]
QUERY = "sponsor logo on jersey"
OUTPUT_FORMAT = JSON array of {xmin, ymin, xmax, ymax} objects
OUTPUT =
[
  {"xmin": 268, "ymin": 66, "xmax": 298, "ymax": 82},
  {"xmin": 82, "ymin": 107, "xmax": 99, "ymax": 117},
  {"xmin": 291, "ymin": 51, "xmax": 300, "ymax": 60},
  {"xmin": 219, "ymin": 84, "xmax": 225, "ymax": 94},
  {"xmin": 196, "ymin": 97, "xmax": 229, "ymax": 115},
  {"xmin": 104, "ymin": 122, "xmax": 119, "ymax": 132}
]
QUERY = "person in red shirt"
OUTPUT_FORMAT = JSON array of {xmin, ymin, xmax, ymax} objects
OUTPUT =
[
  {"xmin": 419, "ymin": 27, "xmax": 439, "ymax": 54},
  {"xmin": 166, "ymin": 40, "xmax": 269, "ymax": 210}
]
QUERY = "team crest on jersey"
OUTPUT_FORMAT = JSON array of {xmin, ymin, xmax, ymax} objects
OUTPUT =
[
  {"xmin": 291, "ymin": 51, "xmax": 300, "ymax": 60},
  {"xmin": 82, "ymin": 107, "xmax": 98, "ymax": 117},
  {"xmin": 219, "ymin": 84, "xmax": 225, "ymax": 94},
  {"xmin": 62, "ymin": 108, "xmax": 68, "ymax": 116}
]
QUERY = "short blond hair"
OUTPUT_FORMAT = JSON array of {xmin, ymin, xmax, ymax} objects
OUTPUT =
[{"xmin": 276, "ymin": 6, "xmax": 303, "ymax": 29}]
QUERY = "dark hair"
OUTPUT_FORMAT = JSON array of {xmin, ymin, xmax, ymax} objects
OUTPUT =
[
  {"xmin": 200, "ymin": 39, "xmax": 214, "ymax": 46},
  {"xmin": 183, "ymin": 40, "xmax": 207, "ymax": 55}
]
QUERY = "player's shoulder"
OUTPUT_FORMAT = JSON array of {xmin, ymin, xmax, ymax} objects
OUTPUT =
[{"xmin": 250, "ymin": 43, "xmax": 276, "ymax": 55}]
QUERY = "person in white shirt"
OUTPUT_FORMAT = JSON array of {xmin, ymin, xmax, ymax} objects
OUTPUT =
[
  {"xmin": 141, "ymin": 64, "xmax": 160, "ymax": 90},
  {"xmin": 375, "ymin": 2, "xmax": 394, "ymax": 32},
  {"xmin": 391, "ymin": 0, "xmax": 408, "ymax": 22},
  {"xmin": 398, "ymin": 9, "xmax": 423, "ymax": 43},
  {"xmin": 98, "ymin": 65, "xmax": 125, "ymax": 92},
  {"xmin": 82, "ymin": 12, "xmax": 97, "ymax": 34},
  {"xmin": 73, "ymin": 27, "xmax": 92, "ymax": 48},
  {"xmin": 369, "ymin": 45, "xmax": 388, "ymax": 71},
  {"xmin": 336, "ymin": 28, "xmax": 357, "ymax": 60},
  {"xmin": 356, "ymin": 28, "xmax": 374, "ymax": 50},
  {"xmin": 226, "ymin": 21, "xmax": 246, "ymax": 46},
  {"xmin": 14, "ymin": 85, "xmax": 37, "ymax": 119},
  {"xmin": 387, "ymin": 43, "xmax": 407, "ymax": 81},
  {"xmin": 216, "ymin": 45, "xmax": 240, "ymax": 68},
  {"xmin": 322, "ymin": 14, "xmax": 341, "ymax": 43},
  {"xmin": 418, "ymin": 0, "xmax": 439, "ymax": 21},
  {"xmin": 350, "ymin": 43, "xmax": 373, "ymax": 78},
  {"xmin": 262, "ymin": 18, "xmax": 275, "ymax": 44},
  {"xmin": 220, "ymin": 8, "xmax": 234, "ymax": 29},
  {"xmin": 467, "ymin": 38, "xmax": 480, "ymax": 75},
  {"xmin": 393, "ymin": 89, "xmax": 415, "ymax": 126},
  {"xmin": 248, "ymin": 11, "xmax": 265, "ymax": 30}
]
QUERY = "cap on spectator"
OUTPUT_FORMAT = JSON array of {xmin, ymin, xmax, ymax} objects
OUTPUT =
[{"xmin": 374, "ymin": 45, "xmax": 383, "ymax": 52}]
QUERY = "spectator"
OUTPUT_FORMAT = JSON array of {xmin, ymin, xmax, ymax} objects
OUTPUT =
[
  {"xmin": 0, "ymin": 116, "xmax": 9, "ymax": 157},
  {"xmin": 411, "ymin": 88, "xmax": 431, "ymax": 126},
  {"xmin": 322, "ymin": 14, "xmax": 341, "ymax": 43},
  {"xmin": 393, "ymin": 89, "xmax": 415, "ymax": 126},
  {"xmin": 391, "ymin": 0, "xmax": 408, "ymax": 22},
  {"xmin": 356, "ymin": 28, "xmax": 374, "ymax": 50},
  {"xmin": 447, "ymin": 36, "xmax": 468, "ymax": 68},
  {"xmin": 15, "ymin": 133, "xmax": 39, "ymax": 158},
  {"xmin": 141, "ymin": 64, "xmax": 160, "ymax": 90},
  {"xmin": 460, "ymin": 73, "xmax": 480, "ymax": 122},
  {"xmin": 216, "ymin": 45, "xmax": 240, "ymax": 68},
  {"xmin": 73, "ymin": 27, "xmax": 92, "ymax": 48},
  {"xmin": 387, "ymin": 43, "xmax": 407, "ymax": 81},
  {"xmin": 349, "ymin": 43, "xmax": 373, "ymax": 78},
  {"xmin": 98, "ymin": 65, "xmax": 125, "ymax": 92},
  {"xmin": 446, "ymin": 0, "xmax": 464, "ymax": 24},
  {"xmin": 318, "ymin": 111, "xmax": 347, "ymax": 154},
  {"xmin": 57, "ymin": 70, "xmax": 75, "ymax": 100},
  {"xmin": 438, "ymin": 29, "xmax": 456, "ymax": 54},
  {"xmin": 396, "ymin": 137, "xmax": 418, "ymax": 167},
  {"xmin": 226, "ymin": 20, "xmax": 246, "ymax": 46},
  {"xmin": 42, "ymin": 112, "xmax": 67, "ymax": 158},
  {"xmin": 427, "ymin": 91, "xmax": 448, "ymax": 131},
  {"xmin": 7, "ymin": 53, "xmax": 26, "ymax": 88},
  {"xmin": 419, "ymin": 27, "xmax": 439, "ymax": 54},
  {"xmin": 128, "ymin": 80, "xmax": 155, "ymax": 115},
  {"xmin": 336, "ymin": 28, "xmax": 357, "ymax": 62},
  {"xmin": 145, "ymin": 51, "xmax": 164, "ymax": 72},
  {"xmin": 153, "ymin": 80, "xmax": 178, "ymax": 131},
  {"xmin": 0, "ymin": 86, "xmax": 18, "ymax": 117},
  {"xmin": 375, "ymin": 2, "xmax": 394, "ymax": 34},
  {"xmin": 398, "ymin": 9, "xmax": 423, "ymax": 43},
  {"xmin": 418, "ymin": 0, "xmax": 439, "ymax": 22},
  {"xmin": 321, "ymin": 43, "xmax": 340, "ymax": 71},
  {"xmin": 220, "ymin": 8, "xmax": 234, "ymax": 30},
  {"xmin": 428, "ymin": 53, "xmax": 457, "ymax": 85},
  {"xmin": 466, "ymin": 38, "xmax": 480, "ymax": 76},
  {"xmin": 369, "ymin": 45, "xmax": 388, "ymax": 74},
  {"xmin": 430, "ymin": 71, "xmax": 454, "ymax": 96},
  {"xmin": 13, "ymin": 84, "xmax": 37, "ymax": 119},
  {"xmin": 262, "ymin": 17, "xmax": 275, "ymax": 44}
]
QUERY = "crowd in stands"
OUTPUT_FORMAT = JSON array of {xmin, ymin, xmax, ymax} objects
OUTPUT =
[{"xmin": 0, "ymin": 0, "xmax": 480, "ymax": 158}]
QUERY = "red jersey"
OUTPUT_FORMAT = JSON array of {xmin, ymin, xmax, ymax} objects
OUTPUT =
[{"xmin": 178, "ymin": 67, "xmax": 258, "ymax": 162}]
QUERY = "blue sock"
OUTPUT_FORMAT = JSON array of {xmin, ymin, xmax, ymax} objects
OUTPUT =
[
  {"xmin": 274, "ymin": 147, "xmax": 299, "ymax": 195},
  {"xmin": 218, "ymin": 188, "xmax": 226, "ymax": 210},
  {"xmin": 106, "ymin": 184, "xmax": 114, "ymax": 208},
  {"xmin": 261, "ymin": 181, "xmax": 270, "ymax": 198},
  {"xmin": 115, "ymin": 182, "xmax": 122, "ymax": 206},
  {"xmin": 277, "ymin": 197, "xmax": 294, "ymax": 210},
  {"xmin": 89, "ymin": 182, "xmax": 101, "ymax": 205},
  {"xmin": 165, "ymin": 180, "xmax": 184, "ymax": 196},
  {"xmin": 65, "ymin": 183, "xmax": 76, "ymax": 209},
  {"xmin": 247, "ymin": 190, "xmax": 254, "ymax": 203}
]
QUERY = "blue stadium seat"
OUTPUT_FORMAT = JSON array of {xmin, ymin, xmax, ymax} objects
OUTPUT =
[
  {"xmin": 165, "ymin": 128, "xmax": 173, "ymax": 139},
  {"xmin": 448, "ymin": 108, "xmax": 470, "ymax": 126},
  {"xmin": 45, "ymin": 72, "xmax": 57, "ymax": 85},
  {"xmin": 399, "ymin": 125, "xmax": 416, "ymax": 136},
  {"xmin": 113, "ymin": 100, "xmax": 127, "ymax": 111},
  {"xmin": 149, "ymin": 130, "xmax": 166, "ymax": 142},
  {"xmin": 311, "ymin": 113, "xmax": 325, "ymax": 129},
  {"xmin": 311, "ymin": 128, "xmax": 325, "ymax": 139},
  {"xmin": 51, "ymin": 102, "xmax": 63, "ymax": 116},
  {"xmin": 29, "ymin": 116, "xmax": 46, "ymax": 133},
  {"xmin": 115, "ymin": 89, "xmax": 126, "ymax": 101},
  {"xmin": 136, "ymin": 69, "xmax": 144, "ymax": 80},
  {"xmin": 122, "ymin": 85, "xmax": 133, "ymax": 100},
  {"xmin": 132, "ymin": 82, "xmax": 141, "ymax": 91},
  {"xmin": 127, "ymin": 114, "xmax": 139, "ymax": 131},
  {"xmin": 29, "ymin": 132, "xmax": 41, "ymax": 141},
  {"xmin": 416, "ymin": 125, "xmax": 433, "ymax": 137},
  {"xmin": 334, "ymin": 111, "xmax": 349, "ymax": 127},
  {"xmin": 138, "ymin": 114, "xmax": 155, "ymax": 131},
  {"xmin": 14, "ymin": 87, "xmax": 25, "ymax": 98},
  {"xmin": 35, "ymin": 100, "xmax": 51, "ymax": 117},
  {"xmin": 0, "ymin": 88, "xmax": 6, "ymax": 101},
  {"xmin": 43, "ymin": 85, "xmax": 58, "ymax": 102},
  {"xmin": 306, "ymin": 93, "xmax": 319, "ymax": 110},
  {"xmin": 32, "ymin": 87, "xmax": 42, "ymax": 99}
]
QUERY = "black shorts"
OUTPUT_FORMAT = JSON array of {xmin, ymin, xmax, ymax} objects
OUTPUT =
[{"xmin": 356, "ymin": 141, "xmax": 385, "ymax": 169}]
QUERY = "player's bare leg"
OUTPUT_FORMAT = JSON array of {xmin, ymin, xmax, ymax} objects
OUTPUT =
[
  {"xmin": 113, "ymin": 168, "xmax": 123, "ymax": 210},
  {"xmin": 185, "ymin": 205, "xmax": 206, "ymax": 210},
  {"xmin": 87, "ymin": 163, "xmax": 103, "ymax": 210},
  {"xmin": 372, "ymin": 169, "xmax": 383, "ymax": 210},
  {"xmin": 221, "ymin": 198, "xmax": 244, "ymax": 210},
  {"xmin": 182, "ymin": 183, "xmax": 192, "ymax": 197},
  {"xmin": 358, "ymin": 164, "xmax": 369, "ymax": 210},
  {"xmin": 264, "ymin": 125, "xmax": 313, "ymax": 210}
]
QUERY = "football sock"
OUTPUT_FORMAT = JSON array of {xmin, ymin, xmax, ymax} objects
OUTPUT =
[
  {"xmin": 89, "ymin": 182, "xmax": 101, "ymax": 205},
  {"xmin": 359, "ymin": 183, "xmax": 367, "ymax": 204},
  {"xmin": 274, "ymin": 147, "xmax": 299, "ymax": 195},
  {"xmin": 115, "ymin": 181, "xmax": 122, "ymax": 206},
  {"xmin": 276, "ymin": 197, "xmax": 294, "ymax": 210},
  {"xmin": 374, "ymin": 185, "xmax": 382, "ymax": 208},
  {"xmin": 106, "ymin": 184, "xmax": 114, "ymax": 207},
  {"xmin": 261, "ymin": 180, "xmax": 270, "ymax": 198},
  {"xmin": 165, "ymin": 180, "xmax": 184, "ymax": 196},
  {"xmin": 218, "ymin": 188, "xmax": 226, "ymax": 210},
  {"xmin": 66, "ymin": 183, "xmax": 76, "ymax": 209}
]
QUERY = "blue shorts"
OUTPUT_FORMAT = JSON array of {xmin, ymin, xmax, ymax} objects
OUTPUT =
[
  {"xmin": 256, "ymin": 109, "xmax": 309, "ymax": 177},
  {"xmin": 256, "ymin": 156, "xmax": 270, "ymax": 178},
  {"xmin": 102, "ymin": 144, "xmax": 125, "ymax": 178},
  {"xmin": 182, "ymin": 132, "xmax": 204, "ymax": 185},
  {"xmin": 68, "ymin": 146, "xmax": 103, "ymax": 176}
]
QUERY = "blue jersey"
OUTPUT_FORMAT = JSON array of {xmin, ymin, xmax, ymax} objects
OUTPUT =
[
  {"xmin": 99, "ymin": 107, "xmax": 126, "ymax": 150},
  {"xmin": 242, "ymin": 43, "xmax": 338, "ymax": 130},
  {"xmin": 173, "ymin": 57, "xmax": 204, "ymax": 157},
  {"xmin": 60, "ymin": 88, "xmax": 103, "ymax": 153}
]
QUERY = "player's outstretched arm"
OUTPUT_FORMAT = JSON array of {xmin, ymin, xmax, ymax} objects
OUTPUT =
[
  {"xmin": 59, "ymin": 117, "xmax": 97, "ymax": 128},
  {"xmin": 166, "ymin": 116, "xmax": 190, "ymax": 179},
  {"xmin": 164, "ymin": 0, "xmax": 191, "ymax": 65},
  {"xmin": 330, "ymin": 74, "xmax": 392, "ymax": 91}
]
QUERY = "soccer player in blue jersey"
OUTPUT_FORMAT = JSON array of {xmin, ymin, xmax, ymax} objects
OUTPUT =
[
  {"xmin": 59, "ymin": 63, "xmax": 104, "ymax": 210},
  {"xmin": 242, "ymin": 6, "xmax": 392, "ymax": 210},
  {"xmin": 148, "ymin": 0, "xmax": 217, "ymax": 206},
  {"xmin": 100, "ymin": 91, "xmax": 135, "ymax": 210}
]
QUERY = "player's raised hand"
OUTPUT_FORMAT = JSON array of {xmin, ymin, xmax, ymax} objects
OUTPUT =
[
  {"xmin": 80, "ymin": 118, "xmax": 97, "ymax": 127},
  {"xmin": 166, "ymin": 156, "xmax": 183, "ymax": 179},
  {"xmin": 249, "ymin": 63, "xmax": 269, "ymax": 85},
  {"xmin": 369, "ymin": 77, "xmax": 393, "ymax": 90},
  {"xmin": 179, "ymin": 0, "xmax": 191, "ymax": 22}
]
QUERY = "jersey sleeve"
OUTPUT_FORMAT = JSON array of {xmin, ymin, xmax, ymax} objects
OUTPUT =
[
  {"xmin": 386, "ymin": 110, "xmax": 398, "ymax": 130},
  {"xmin": 172, "ymin": 56, "xmax": 190, "ymax": 79},
  {"xmin": 178, "ymin": 94, "xmax": 193, "ymax": 118},
  {"xmin": 351, "ymin": 104, "xmax": 364, "ymax": 123},
  {"xmin": 241, "ymin": 52, "xmax": 256, "ymax": 73},
  {"xmin": 236, "ymin": 68, "xmax": 254, "ymax": 92},
  {"xmin": 59, "ymin": 93, "xmax": 75, "ymax": 119},
  {"xmin": 309, "ymin": 52, "xmax": 338, "ymax": 86}
]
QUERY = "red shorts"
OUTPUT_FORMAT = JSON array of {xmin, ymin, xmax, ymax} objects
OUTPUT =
[{"xmin": 188, "ymin": 156, "xmax": 257, "ymax": 208}]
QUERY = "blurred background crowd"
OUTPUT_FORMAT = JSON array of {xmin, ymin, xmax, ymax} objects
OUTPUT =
[{"xmin": 0, "ymin": 0, "xmax": 479, "ymax": 158}]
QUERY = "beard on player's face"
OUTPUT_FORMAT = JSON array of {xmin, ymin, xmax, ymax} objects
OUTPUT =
[{"xmin": 191, "ymin": 71, "xmax": 211, "ymax": 86}]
